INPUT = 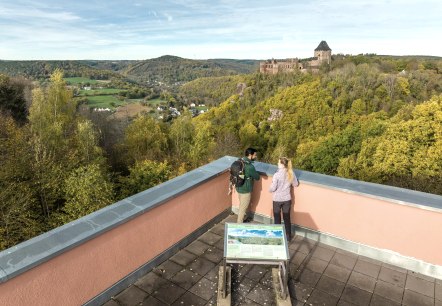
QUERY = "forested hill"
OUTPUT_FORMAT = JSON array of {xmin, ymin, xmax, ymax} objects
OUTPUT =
[
  {"xmin": 85, "ymin": 58, "xmax": 258, "ymax": 76},
  {"xmin": 207, "ymin": 59, "xmax": 260, "ymax": 74},
  {"xmin": 82, "ymin": 60, "xmax": 137, "ymax": 72},
  {"xmin": 193, "ymin": 57, "xmax": 442, "ymax": 195},
  {"xmin": 0, "ymin": 60, "xmax": 123, "ymax": 80},
  {"xmin": 0, "ymin": 57, "xmax": 259, "ymax": 84},
  {"xmin": 122, "ymin": 55, "xmax": 258, "ymax": 84},
  {"xmin": 179, "ymin": 54, "xmax": 442, "ymax": 106}
]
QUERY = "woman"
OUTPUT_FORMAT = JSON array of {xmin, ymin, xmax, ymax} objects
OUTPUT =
[{"xmin": 269, "ymin": 157, "xmax": 299, "ymax": 241}]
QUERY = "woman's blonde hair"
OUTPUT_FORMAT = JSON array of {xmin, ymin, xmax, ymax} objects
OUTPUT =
[{"xmin": 279, "ymin": 157, "xmax": 293, "ymax": 182}]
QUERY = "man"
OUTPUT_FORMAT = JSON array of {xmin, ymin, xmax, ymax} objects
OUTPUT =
[{"xmin": 236, "ymin": 148, "xmax": 260, "ymax": 223}]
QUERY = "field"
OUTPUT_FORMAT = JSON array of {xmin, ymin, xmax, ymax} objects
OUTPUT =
[
  {"xmin": 126, "ymin": 98, "xmax": 145, "ymax": 103},
  {"xmin": 79, "ymin": 88, "xmax": 124, "ymax": 96},
  {"xmin": 65, "ymin": 77, "xmax": 101, "ymax": 85},
  {"xmin": 66, "ymin": 76, "xmax": 167, "ymax": 112},
  {"xmin": 111, "ymin": 103, "xmax": 151, "ymax": 119},
  {"xmin": 145, "ymin": 98, "xmax": 166, "ymax": 105},
  {"xmin": 87, "ymin": 95, "xmax": 124, "ymax": 108},
  {"xmin": 196, "ymin": 105, "xmax": 209, "ymax": 111}
]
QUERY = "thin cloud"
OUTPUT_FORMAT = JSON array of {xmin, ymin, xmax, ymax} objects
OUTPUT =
[
  {"xmin": 0, "ymin": 0, "xmax": 441, "ymax": 59},
  {"xmin": 0, "ymin": 4, "xmax": 81, "ymax": 22},
  {"xmin": 163, "ymin": 13, "xmax": 173, "ymax": 22}
]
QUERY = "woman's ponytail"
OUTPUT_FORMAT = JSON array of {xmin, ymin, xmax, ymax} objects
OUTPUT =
[
  {"xmin": 287, "ymin": 159, "xmax": 294, "ymax": 183},
  {"xmin": 280, "ymin": 157, "xmax": 294, "ymax": 183}
]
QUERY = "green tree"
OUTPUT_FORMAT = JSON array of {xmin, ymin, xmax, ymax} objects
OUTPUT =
[
  {"xmin": 0, "ymin": 115, "xmax": 41, "ymax": 249},
  {"xmin": 1, "ymin": 69, "xmax": 114, "ymax": 245},
  {"xmin": 239, "ymin": 122, "xmax": 259, "ymax": 148},
  {"xmin": 27, "ymin": 70, "xmax": 77, "ymax": 219},
  {"xmin": 188, "ymin": 119, "xmax": 215, "ymax": 167},
  {"xmin": 73, "ymin": 120, "xmax": 104, "ymax": 165},
  {"xmin": 28, "ymin": 69, "xmax": 76, "ymax": 154},
  {"xmin": 351, "ymin": 99, "xmax": 366, "ymax": 115},
  {"xmin": 375, "ymin": 96, "xmax": 441, "ymax": 188},
  {"xmin": 213, "ymin": 129, "xmax": 242, "ymax": 159},
  {"xmin": 299, "ymin": 124, "xmax": 362, "ymax": 175},
  {"xmin": 52, "ymin": 164, "xmax": 114, "ymax": 225},
  {"xmin": 169, "ymin": 114, "xmax": 194, "ymax": 162},
  {"xmin": 338, "ymin": 95, "xmax": 442, "ymax": 193},
  {"xmin": 119, "ymin": 160, "xmax": 172, "ymax": 198},
  {"xmin": 0, "ymin": 74, "xmax": 31, "ymax": 123},
  {"xmin": 123, "ymin": 115, "xmax": 167, "ymax": 164}
]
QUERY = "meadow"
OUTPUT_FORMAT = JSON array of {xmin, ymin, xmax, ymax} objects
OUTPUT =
[
  {"xmin": 65, "ymin": 77, "xmax": 168, "ymax": 110},
  {"xmin": 65, "ymin": 77, "xmax": 102, "ymax": 85},
  {"xmin": 86, "ymin": 95, "xmax": 124, "ymax": 108},
  {"xmin": 143, "ymin": 98, "xmax": 165, "ymax": 105},
  {"xmin": 195, "ymin": 105, "xmax": 209, "ymax": 111},
  {"xmin": 79, "ymin": 88, "xmax": 124, "ymax": 96}
]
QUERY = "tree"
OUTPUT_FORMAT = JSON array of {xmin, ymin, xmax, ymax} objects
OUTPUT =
[
  {"xmin": 0, "ymin": 74, "xmax": 32, "ymax": 123},
  {"xmin": 239, "ymin": 122, "xmax": 259, "ymax": 148},
  {"xmin": 0, "ymin": 115, "xmax": 42, "ymax": 249},
  {"xmin": 26, "ymin": 70, "xmax": 77, "ymax": 219},
  {"xmin": 351, "ymin": 99, "xmax": 366, "ymax": 115},
  {"xmin": 123, "ymin": 115, "xmax": 167, "ymax": 164},
  {"xmin": 28, "ymin": 69, "xmax": 76, "ymax": 154},
  {"xmin": 337, "ymin": 95, "xmax": 442, "ymax": 193},
  {"xmin": 119, "ymin": 160, "xmax": 171, "ymax": 198},
  {"xmin": 304, "ymin": 124, "xmax": 362, "ymax": 175},
  {"xmin": 169, "ymin": 114, "xmax": 194, "ymax": 162},
  {"xmin": 188, "ymin": 120, "xmax": 215, "ymax": 167},
  {"xmin": 0, "ymin": 69, "xmax": 116, "ymax": 249},
  {"xmin": 213, "ymin": 129, "xmax": 241, "ymax": 159},
  {"xmin": 73, "ymin": 120, "xmax": 104, "ymax": 165},
  {"xmin": 52, "ymin": 164, "xmax": 114, "ymax": 225}
]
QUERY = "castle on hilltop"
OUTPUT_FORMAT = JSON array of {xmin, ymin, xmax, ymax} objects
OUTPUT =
[{"xmin": 259, "ymin": 41, "xmax": 331, "ymax": 74}]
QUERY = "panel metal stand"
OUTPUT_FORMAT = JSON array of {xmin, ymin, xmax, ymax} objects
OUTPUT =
[
  {"xmin": 217, "ymin": 264, "xmax": 231, "ymax": 306},
  {"xmin": 219, "ymin": 223, "xmax": 291, "ymax": 302},
  {"xmin": 220, "ymin": 258, "xmax": 289, "ymax": 299}
]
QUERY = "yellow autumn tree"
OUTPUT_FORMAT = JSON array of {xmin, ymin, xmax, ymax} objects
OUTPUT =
[{"xmin": 123, "ymin": 115, "xmax": 167, "ymax": 164}]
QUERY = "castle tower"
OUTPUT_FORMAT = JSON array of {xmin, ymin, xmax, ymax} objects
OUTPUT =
[
  {"xmin": 314, "ymin": 41, "xmax": 331, "ymax": 65},
  {"xmin": 259, "ymin": 61, "xmax": 267, "ymax": 73}
]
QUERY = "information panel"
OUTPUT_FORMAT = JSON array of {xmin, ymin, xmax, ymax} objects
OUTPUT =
[{"xmin": 224, "ymin": 223, "xmax": 289, "ymax": 260}]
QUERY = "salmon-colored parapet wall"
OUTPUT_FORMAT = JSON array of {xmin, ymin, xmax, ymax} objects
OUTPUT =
[
  {"xmin": 0, "ymin": 173, "xmax": 230, "ymax": 306},
  {"xmin": 232, "ymin": 175, "xmax": 442, "ymax": 266}
]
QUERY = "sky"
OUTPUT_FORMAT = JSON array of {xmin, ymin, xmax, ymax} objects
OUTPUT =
[{"xmin": 0, "ymin": 0, "xmax": 441, "ymax": 60}]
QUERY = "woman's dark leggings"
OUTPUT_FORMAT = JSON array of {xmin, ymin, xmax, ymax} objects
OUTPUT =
[{"xmin": 273, "ymin": 200, "xmax": 292, "ymax": 239}]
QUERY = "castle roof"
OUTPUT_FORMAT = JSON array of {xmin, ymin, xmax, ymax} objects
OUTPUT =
[{"xmin": 315, "ymin": 41, "xmax": 331, "ymax": 51}]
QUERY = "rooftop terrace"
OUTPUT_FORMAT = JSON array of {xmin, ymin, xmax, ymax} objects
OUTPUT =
[
  {"xmin": 0, "ymin": 156, "xmax": 441, "ymax": 306},
  {"xmin": 104, "ymin": 215, "xmax": 442, "ymax": 306}
]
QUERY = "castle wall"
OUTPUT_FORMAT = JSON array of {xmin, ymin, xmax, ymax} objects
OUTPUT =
[
  {"xmin": 260, "ymin": 59, "xmax": 302, "ymax": 74},
  {"xmin": 260, "ymin": 42, "xmax": 331, "ymax": 75}
]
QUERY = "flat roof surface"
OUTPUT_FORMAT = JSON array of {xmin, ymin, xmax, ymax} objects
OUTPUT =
[{"xmin": 102, "ymin": 215, "xmax": 442, "ymax": 306}]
